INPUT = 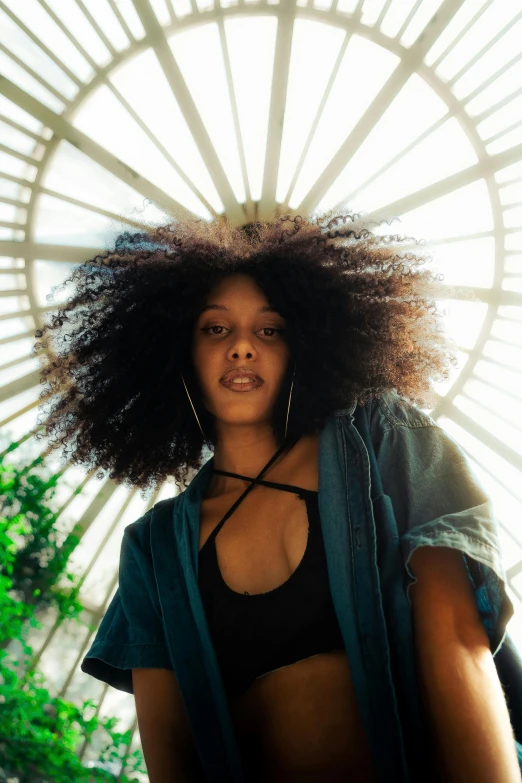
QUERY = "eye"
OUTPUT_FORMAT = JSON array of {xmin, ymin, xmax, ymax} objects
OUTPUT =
[
  {"xmin": 200, "ymin": 326, "xmax": 284, "ymax": 338},
  {"xmin": 201, "ymin": 325, "xmax": 227, "ymax": 335},
  {"xmin": 260, "ymin": 327, "xmax": 282, "ymax": 338}
]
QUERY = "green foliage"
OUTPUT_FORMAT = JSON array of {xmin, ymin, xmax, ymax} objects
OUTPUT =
[{"xmin": 0, "ymin": 439, "xmax": 147, "ymax": 782}]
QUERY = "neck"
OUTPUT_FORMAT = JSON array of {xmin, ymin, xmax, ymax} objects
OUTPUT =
[{"xmin": 213, "ymin": 431, "xmax": 286, "ymax": 479}]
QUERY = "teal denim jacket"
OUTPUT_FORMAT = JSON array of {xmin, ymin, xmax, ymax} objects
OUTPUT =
[{"xmin": 81, "ymin": 390, "xmax": 521, "ymax": 781}]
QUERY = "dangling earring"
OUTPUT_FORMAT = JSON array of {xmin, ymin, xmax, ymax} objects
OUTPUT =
[
  {"xmin": 285, "ymin": 362, "xmax": 297, "ymax": 441},
  {"xmin": 180, "ymin": 373, "xmax": 207, "ymax": 443},
  {"xmin": 181, "ymin": 362, "xmax": 296, "ymax": 444}
]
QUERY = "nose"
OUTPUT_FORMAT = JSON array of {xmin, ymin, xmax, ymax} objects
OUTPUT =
[{"xmin": 227, "ymin": 336, "xmax": 256, "ymax": 360}]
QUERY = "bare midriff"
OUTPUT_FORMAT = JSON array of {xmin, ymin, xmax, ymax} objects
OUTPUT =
[
  {"xmin": 228, "ymin": 650, "xmax": 379, "ymax": 782},
  {"xmin": 197, "ymin": 433, "xmax": 379, "ymax": 782}
]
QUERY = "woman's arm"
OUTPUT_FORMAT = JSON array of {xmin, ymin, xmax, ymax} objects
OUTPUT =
[
  {"xmin": 133, "ymin": 668, "xmax": 202, "ymax": 782},
  {"xmin": 410, "ymin": 546, "xmax": 521, "ymax": 783}
]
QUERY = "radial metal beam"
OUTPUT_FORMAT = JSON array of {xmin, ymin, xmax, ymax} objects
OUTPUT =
[
  {"xmin": 0, "ymin": 369, "xmax": 40, "ymax": 403},
  {"xmin": 0, "ymin": 76, "xmax": 197, "ymax": 221},
  {"xmin": 366, "ymin": 142, "xmax": 522, "ymax": 224},
  {"xmin": 258, "ymin": 0, "xmax": 295, "ymax": 221},
  {"xmin": 133, "ymin": 0, "xmax": 245, "ymax": 224},
  {"xmin": 301, "ymin": 0, "xmax": 469, "ymax": 214}
]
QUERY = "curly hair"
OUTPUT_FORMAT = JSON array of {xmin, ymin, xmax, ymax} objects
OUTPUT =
[{"xmin": 32, "ymin": 209, "xmax": 475, "ymax": 495}]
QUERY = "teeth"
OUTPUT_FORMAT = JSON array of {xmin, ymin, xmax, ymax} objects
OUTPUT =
[{"xmin": 231, "ymin": 377, "xmax": 255, "ymax": 384}]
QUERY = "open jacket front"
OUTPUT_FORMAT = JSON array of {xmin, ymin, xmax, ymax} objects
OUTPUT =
[{"xmin": 81, "ymin": 390, "xmax": 522, "ymax": 781}]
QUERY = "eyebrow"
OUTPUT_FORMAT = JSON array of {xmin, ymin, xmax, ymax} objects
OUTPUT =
[{"xmin": 199, "ymin": 304, "xmax": 280, "ymax": 314}]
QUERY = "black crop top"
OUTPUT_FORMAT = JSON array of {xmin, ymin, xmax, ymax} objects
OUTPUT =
[{"xmin": 197, "ymin": 437, "xmax": 345, "ymax": 697}]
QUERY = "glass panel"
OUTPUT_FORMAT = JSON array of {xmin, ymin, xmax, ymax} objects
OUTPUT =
[
  {"xmin": 495, "ymin": 159, "xmax": 522, "ymax": 183},
  {"xmin": 316, "ymin": 73, "xmax": 446, "ymax": 213},
  {"xmin": 348, "ymin": 117, "xmax": 478, "ymax": 214},
  {"xmin": 0, "ymin": 202, "xmax": 18, "ymax": 223},
  {"xmin": 169, "ymin": 24, "xmax": 245, "ymax": 203},
  {"xmin": 0, "ymin": 6, "xmax": 79, "ymax": 101},
  {"xmin": 500, "ymin": 181, "xmax": 522, "ymax": 205},
  {"xmin": 463, "ymin": 377, "xmax": 522, "ymax": 430},
  {"xmin": 42, "ymin": 140, "xmax": 173, "ymax": 226},
  {"xmin": 336, "ymin": 0, "xmax": 358, "ymax": 13},
  {"xmin": 291, "ymin": 34, "xmax": 398, "ymax": 209},
  {"xmin": 81, "ymin": 0, "xmax": 130, "ymax": 52},
  {"xmin": 1, "ymin": 0, "xmax": 94, "ymax": 83},
  {"xmin": 72, "ymin": 84, "xmax": 212, "ymax": 219},
  {"xmin": 455, "ymin": 17, "xmax": 522, "ymax": 102},
  {"xmin": 33, "ymin": 260, "xmax": 79, "ymax": 308},
  {"xmin": 0, "ymin": 316, "xmax": 34, "ymax": 341},
  {"xmin": 0, "ymin": 178, "xmax": 27, "ymax": 202},
  {"xmin": 506, "ymin": 231, "xmax": 522, "ymax": 251},
  {"xmin": 482, "ymin": 339, "xmax": 522, "ymax": 372},
  {"xmin": 0, "ymin": 150, "xmax": 37, "ymax": 179},
  {"xmin": 380, "ymin": 0, "xmax": 417, "ymax": 39},
  {"xmin": 453, "ymin": 393, "xmax": 522, "ymax": 458},
  {"xmin": 0, "ymin": 93, "xmax": 43, "ymax": 134},
  {"xmin": 431, "ymin": 349, "xmax": 470, "ymax": 397},
  {"xmin": 474, "ymin": 359, "xmax": 522, "ymax": 401},
  {"xmin": 497, "ymin": 304, "xmax": 522, "ymax": 322},
  {"xmin": 437, "ymin": 414, "xmax": 522, "ymax": 507},
  {"xmin": 33, "ymin": 192, "xmax": 129, "ymax": 248},
  {"xmin": 392, "ymin": 179, "xmax": 493, "ymax": 242},
  {"xmin": 487, "ymin": 126, "xmax": 522, "ymax": 156},
  {"xmin": 0, "ymin": 48, "xmax": 65, "ymax": 114},
  {"xmin": 435, "ymin": 297, "xmax": 488, "ymax": 352},
  {"xmin": 422, "ymin": 235, "xmax": 495, "ymax": 290},
  {"xmin": 0, "ymin": 335, "xmax": 33, "ymax": 364},
  {"xmin": 424, "ymin": 0, "xmax": 490, "ymax": 68},
  {"xmin": 0, "ymin": 385, "xmax": 40, "ymax": 423},
  {"xmin": 490, "ymin": 317, "xmax": 522, "ymax": 348},
  {"xmin": 0, "ymin": 294, "xmax": 30, "ymax": 316},
  {"xmin": 0, "ymin": 257, "xmax": 25, "ymax": 269},
  {"xmin": 0, "ymin": 120, "xmax": 40, "ymax": 156},
  {"xmin": 0, "ymin": 406, "xmax": 40, "ymax": 446},
  {"xmin": 172, "ymin": 0, "xmax": 194, "ymax": 18},
  {"xmin": 0, "ymin": 356, "xmax": 40, "ymax": 387},
  {"xmin": 44, "ymin": 0, "xmax": 112, "ymax": 68},
  {"xmin": 276, "ymin": 18, "xmax": 345, "ymax": 204},
  {"xmin": 434, "ymin": 2, "xmax": 518, "ymax": 83},
  {"xmin": 109, "ymin": 48, "xmax": 223, "ymax": 213},
  {"xmin": 75, "ymin": 490, "xmax": 148, "ymax": 607},
  {"xmin": 504, "ymin": 204, "xmax": 522, "ymax": 229},
  {"xmin": 114, "ymin": 0, "xmax": 146, "ymax": 40},
  {"xmin": 149, "ymin": 0, "xmax": 172, "ymax": 26},
  {"xmin": 399, "ymin": 0, "xmax": 445, "ymax": 49},
  {"xmin": 476, "ymin": 93, "xmax": 522, "ymax": 140},
  {"xmin": 38, "ymin": 617, "xmax": 93, "ymax": 694}
]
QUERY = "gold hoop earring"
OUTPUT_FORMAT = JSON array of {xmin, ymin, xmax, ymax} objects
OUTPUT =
[
  {"xmin": 181, "ymin": 374, "xmax": 207, "ymax": 442},
  {"xmin": 285, "ymin": 362, "xmax": 296, "ymax": 441}
]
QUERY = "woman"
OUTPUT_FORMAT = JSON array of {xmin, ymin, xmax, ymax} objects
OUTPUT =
[{"xmin": 34, "ymin": 212, "xmax": 518, "ymax": 781}]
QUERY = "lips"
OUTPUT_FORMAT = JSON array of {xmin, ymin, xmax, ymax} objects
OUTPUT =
[{"xmin": 220, "ymin": 369, "xmax": 263, "ymax": 383}]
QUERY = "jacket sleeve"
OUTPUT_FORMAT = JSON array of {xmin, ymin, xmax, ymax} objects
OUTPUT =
[
  {"xmin": 371, "ymin": 391, "xmax": 515, "ymax": 658},
  {"xmin": 80, "ymin": 511, "xmax": 173, "ymax": 694}
]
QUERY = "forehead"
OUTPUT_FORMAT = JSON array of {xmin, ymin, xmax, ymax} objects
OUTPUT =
[
  {"xmin": 206, "ymin": 273, "xmax": 265, "ymax": 299},
  {"xmin": 198, "ymin": 274, "xmax": 281, "ymax": 316}
]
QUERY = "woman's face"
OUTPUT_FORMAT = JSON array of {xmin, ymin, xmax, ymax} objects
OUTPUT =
[{"xmin": 191, "ymin": 274, "xmax": 291, "ymax": 432}]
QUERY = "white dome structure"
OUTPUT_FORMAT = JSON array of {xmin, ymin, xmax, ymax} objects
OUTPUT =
[{"xmin": 1, "ymin": 0, "xmax": 522, "ymax": 775}]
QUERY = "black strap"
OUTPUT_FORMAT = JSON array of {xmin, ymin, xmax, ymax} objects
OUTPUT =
[
  {"xmin": 212, "ymin": 470, "xmax": 314, "ymax": 497},
  {"xmin": 210, "ymin": 434, "xmax": 301, "ymax": 528}
]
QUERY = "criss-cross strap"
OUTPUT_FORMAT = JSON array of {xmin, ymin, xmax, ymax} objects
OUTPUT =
[
  {"xmin": 212, "ymin": 469, "xmax": 314, "ymax": 497},
  {"xmin": 210, "ymin": 434, "xmax": 301, "ymax": 528}
]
